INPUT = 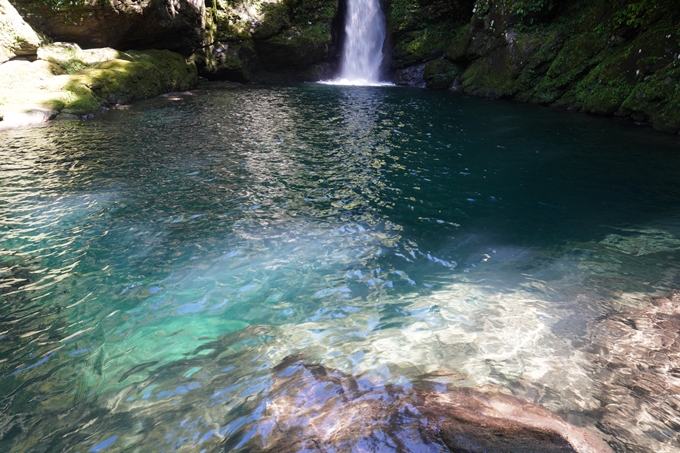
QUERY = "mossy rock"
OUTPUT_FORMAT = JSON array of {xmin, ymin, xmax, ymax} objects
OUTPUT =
[
  {"xmin": 284, "ymin": 0, "xmax": 337, "ymax": 24},
  {"xmin": 388, "ymin": 0, "xmax": 420, "ymax": 34},
  {"xmin": 254, "ymin": 23, "xmax": 331, "ymax": 70},
  {"xmin": 71, "ymin": 50, "xmax": 197, "ymax": 105},
  {"xmin": 199, "ymin": 41, "xmax": 257, "ymax": 82},
  {"xmin": 530, "ymin": 32, "xmax": 607, "ymax": 104},
  {"xmin": 251, "ymin": 2, "xmax": 290, "ymax": 39},
  {"xmin": 392, "ymin": 25, "xmax": 458, "ymax": 68},
  {"xmin": 573, "ymin": 48, "xmax": 634, "ymax": 115},
  {"xmin": 460, "ymin": 45, "xmax": 520, "ymax": 98},
  {"xmin": 620, "ymin": 64, "xmax": 680, "ymax": 133},
  {"xmin": 444, "ymin": 25, "xmax": 470, "ymax": 62},
  {"xmin": 424, "ymin": 59, "xmax": 461, "ymax": 90},
  {"xmin": 61, "ymin": 91, "xmax": 100, "ymax": 115}
]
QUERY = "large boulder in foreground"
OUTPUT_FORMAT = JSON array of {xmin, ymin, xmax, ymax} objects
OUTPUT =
[
  {"xmin": 225, "ymin": 355, "xmax": 612, "ymax": 453},
  {"xmin": 10, "ymin": 0, "xmax": 205, "ymax": 55},
  {"xmin": 0, "ymin": 0, "xmax": 44, "ymax": 63}
]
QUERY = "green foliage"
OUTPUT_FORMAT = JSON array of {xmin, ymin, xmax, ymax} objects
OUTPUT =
[
  {"xmin": 612, "ymin": 0, "xmax": 659, "ymax": 28},
  {"xmin": 390, "ymin": 0, "xmax": 421, "ymax": 32},
  {"xmin": 393, "ymin": 26, "xmax": 458, "ymax": 66},
  {"xmin": 59, "ymin": 58, "xmax": 88, "ymax": 74},
  {"xmin": 284, "ymin": 0, "xmax": 336, "ymax": 24},
  {"xmin": 509, "ymin": 0, "xmax": 554, "ymax": 20},
  {"xmin": 29, "ymin": 0, "xmax": 86, "ymax": 11}
]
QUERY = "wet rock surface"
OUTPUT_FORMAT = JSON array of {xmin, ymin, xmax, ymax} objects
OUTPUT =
[
  {"xmin": 227, "ymin": 354, "xmax": 613, "ymax": 453},
  {"xmin": 582, "ymin": 291, "xmax": 680, "ymax": 452}
]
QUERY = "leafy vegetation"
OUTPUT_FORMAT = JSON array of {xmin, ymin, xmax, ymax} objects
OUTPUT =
[
  {"xmin": 29, "ymin": 0, "xmax": 86, "ymax": 11},
  {"xmin": 508, "ymin": 0, "xmax": 554, "ymax": 22}
]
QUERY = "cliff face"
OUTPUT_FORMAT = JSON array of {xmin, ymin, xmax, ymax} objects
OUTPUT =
[
  {"xmin": 4, "ymin": 0, "xmax": 680, "ymax": 132},
  {"xmin": 196, "ymin": 0, "xmax": 341, "ymax": 82},
  {"xmin": 8, "ymin": 0, "xmax": 341, "ymax": 83},
  {"xmin": 10, "ymin": 0, "xmax": 206, "ymax": 55},
  {"xmin": 388, "ymin": 0, "xmax": 680, "ymax": 134}
]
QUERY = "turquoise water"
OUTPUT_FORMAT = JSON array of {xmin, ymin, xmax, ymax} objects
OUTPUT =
[{"xmin": 1, "ymin": 84, "xmax": 680, "ymax": 452}]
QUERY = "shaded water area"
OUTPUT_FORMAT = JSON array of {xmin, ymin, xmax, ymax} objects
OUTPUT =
[{"xmin": 1, "ymin": 84, "xmax": 680, "ymax": 452}]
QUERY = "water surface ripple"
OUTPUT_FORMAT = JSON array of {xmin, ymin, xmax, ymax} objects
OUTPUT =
[{"xmin": 1, "ymin": 85, "xmax": 680, "ymax": 452}]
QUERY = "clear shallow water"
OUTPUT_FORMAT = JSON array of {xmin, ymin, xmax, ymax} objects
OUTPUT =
[{"xmin": 1, "ymin": 85, "xmax": 680, "ymax": 452}]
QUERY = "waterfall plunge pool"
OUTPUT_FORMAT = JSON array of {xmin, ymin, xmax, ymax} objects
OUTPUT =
[{"xmin": 1, "ymin": 84, "xmax": 680, "ymax": 452}]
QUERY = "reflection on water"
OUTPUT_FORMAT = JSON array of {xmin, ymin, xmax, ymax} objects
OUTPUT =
[{"xmin": 1, "ymin": 85, "xmax": 680, "ymax": 452}]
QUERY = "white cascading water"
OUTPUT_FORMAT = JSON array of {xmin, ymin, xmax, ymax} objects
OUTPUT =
[{"xmin": 332, "ymin": 0, "xmax": 388, "ymax": 85}]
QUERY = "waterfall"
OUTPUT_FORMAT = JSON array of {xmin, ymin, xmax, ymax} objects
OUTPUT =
[{"xmin": 332, "ymin": 0, "xmax": 387, "ymax": 85}]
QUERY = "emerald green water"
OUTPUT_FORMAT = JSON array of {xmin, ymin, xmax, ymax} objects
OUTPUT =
[{"xmin": 1, "ymin": 85, "xmax": 680, "ymax": 452}]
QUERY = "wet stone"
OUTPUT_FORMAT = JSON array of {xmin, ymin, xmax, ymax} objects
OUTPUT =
[{"xmin": 231, "ymin": 357, "xmax": 612, "ymax": 453}]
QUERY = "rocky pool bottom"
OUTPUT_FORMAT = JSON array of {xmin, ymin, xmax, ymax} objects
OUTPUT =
[{"xmin": 1, "ymin": 85, "xmax": 680, "ymax": 452}]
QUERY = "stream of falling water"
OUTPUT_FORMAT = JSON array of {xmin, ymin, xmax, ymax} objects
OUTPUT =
[{"xmin": 330, "ymin": 0, "xmax": 388, "ymax": 85}]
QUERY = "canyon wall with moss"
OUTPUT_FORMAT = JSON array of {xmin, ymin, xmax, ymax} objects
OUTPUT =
[
  {"xmin": 3, "ymin": 0, "xmax": 680, "ymax": 132},
  {"xmin": 196, "ymin": 0, "xmax": 342, "ymax": 82},
  {"xmin": 388, "ymin": 0, "xmax": 680, "ymax": 134},
  {"xmin": 8, "ymin": 0, "xmax": 342, "ymax": 83}
]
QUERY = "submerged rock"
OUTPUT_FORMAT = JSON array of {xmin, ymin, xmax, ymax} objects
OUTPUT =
[
  {"xmin": 582, "ymin": 291, "xmax": 680, "ymax": 452},
  {"xmin": 227, "ymin": 354, "xmax": 612, "ymax": 453}
]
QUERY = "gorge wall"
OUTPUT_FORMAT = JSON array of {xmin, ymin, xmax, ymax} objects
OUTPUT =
[
  {"xmin": 388, "ymin": 0, "xmax": 680, "ymax": 134},
  {"xmin": 8, "ymin": 0, "xmax": 343, "ymax": 83},
  {"xmin": 3, "ymin": 0, "xmax": 680, "ymax": 133}
]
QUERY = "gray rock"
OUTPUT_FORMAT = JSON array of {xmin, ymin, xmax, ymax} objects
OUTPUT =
[
  {"xmin": 394, "ymin": 62, "xmax": 426, "ymax": 87},
  {"xmin": 0, "ymin": 0, "xmax": 44, "ymax": 63}
]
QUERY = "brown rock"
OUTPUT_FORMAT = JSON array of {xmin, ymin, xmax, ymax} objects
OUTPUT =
[
  {"xmin": 229, "ymin": 356, "xmax": 613, "ymax": 453},
  {"xmin": 10, "ymin": 0, "xmax": 205, "ymax": 55}
]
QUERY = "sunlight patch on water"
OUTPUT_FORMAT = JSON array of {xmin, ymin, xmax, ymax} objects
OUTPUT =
[{"xmin": 2, "ymin": 86, "xmax": 680, "ymax": 452}]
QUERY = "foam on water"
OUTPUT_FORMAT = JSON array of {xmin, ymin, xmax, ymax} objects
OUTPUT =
[{"xmin": 322, "ymin": 0, "xmax": 389, "ymax": 85}]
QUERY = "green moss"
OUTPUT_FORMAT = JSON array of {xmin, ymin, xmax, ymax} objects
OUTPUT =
[
  {"xmin": 530, "ymin": 32, "xmax": 606, "ymax": 103},
  {"xmin": 393, "ymin": 25, "xmax": 458, "ymax": 67},
  {"xmin": 389, "ymin": 0, "xmax": 421, "ymax": 33},
  {"xmin": 61, "ymin": 49, "xmax": 197, "ymax": 114},
  {"xmin": 389, "ymin": 0, "xmax": 474, "ymax": 69},
  {"xmin": 445, "ymin": 25, "xmax": 470, "ymax": 62},
  {"xmin": 620, "ymin": 64, "xmax": 680, "ymax": 132},
  {"xmin": 61, "ymin": 92, "xmax": 100, "ymax": 115},
  {"xmin": 254, "ymin": 23, "xmax": 331, "ymax": 70},
  {"xmin": 423, "ymin": 59, "xmax": 461, "ymax": 89},
  {"xmin": 461, "ymin": 51, "xmax": 518, "ymax": 98},
  {"xmin": 252, "ymin": 2, "xmax": 290, "ymax": 39}
]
